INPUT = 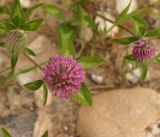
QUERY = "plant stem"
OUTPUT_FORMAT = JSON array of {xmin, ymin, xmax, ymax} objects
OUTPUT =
[
  {"xmin": 95, "ymin": 13, "xmax": 135, "ymax": 35},
  {"xmin": 23, "ymin": 53, "xmax": 42, "ymax": 70}
]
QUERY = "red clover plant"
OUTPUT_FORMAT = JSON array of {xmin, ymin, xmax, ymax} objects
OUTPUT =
[{"xmin": 0, "ymin": 0, "xmax": 160, "ymax": 136}]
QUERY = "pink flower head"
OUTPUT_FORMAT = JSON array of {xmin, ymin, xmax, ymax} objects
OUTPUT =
[
  {"xmin": 43, "ymin": 55, "xmax": 85, "ymax": 99},
  {"xmin": 132, "ymin": 39, "xmax": 156, "ymax": 61}
]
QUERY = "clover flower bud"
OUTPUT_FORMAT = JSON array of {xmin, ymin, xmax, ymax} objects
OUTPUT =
[
  {"xmin": 5, "ymin": 30, "xmax": 27, "ymax": 56},
  {"xmin": 132, "ymin": 39, "xmax": 156, "ymax": 61}
]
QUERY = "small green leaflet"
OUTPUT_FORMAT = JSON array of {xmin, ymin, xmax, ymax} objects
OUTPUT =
[
  {"xmin": 20, "ymin": 19, "xmax": 44, "ymax": 31},
  {"xmin": 42, "ymin": 4, "xmax": 64, "ymax": 20},
  {"xmin": 57, "ymin": 22, "xmax": 76, "ymax": 57},
  {"xmin": 11, "ymin": 54, "xmax": 18, "ymax": 74},
  {"xmin": 124, "ymin": 55, "xmax": 136, "ymax": 61},
  {"xmin": 41, "ymin": 130, "xmax": 48, "ymax": 137},
  {"xmin": 115, "ymin": 0, "xmax": 132, "ymax": 25},
  {"xmin": 24, "ymin": 48, "xmax": 36, "ymax": 56},
  {"xmin": 0, "ymin": 6, "xmax": 9, "ymax": 14},
  {"xmin": 0, "ymin": 22, "xmax": 17, "ymax": 30},
  {"xmin": 79, "ymin": 56, "xmax": 104, "ymax": 69},
  {"xmin": 145, "ymin": 28, "xmax": 160, "ymax": 37},
  {"xmin": 152, "ymin": 53, "xmax": 160, "ymax": 64},
  {"xmin": 140, "ymin": 64, "xmax": 148, "ymax": 81},
  {"xmin": 112, "ymin": 36, "xmax": 139, "ymax": 44},
  {"xmin": 0, "ymin": 128, "xmax": 12, "ymax": 137},
  {"xmin": 83, "ymin": 15, "xmax": 97, "ymax": 29},
  {"xmin": 72, "ymin": 83, "xmax": 92, "ymax": 106},
  {"xmin": 129, "ymin": 8, "xmax": 145, "ymax": 17},
  {"xmin": 24, "ymin": 80, "xmax": 43, "ymax": 91},
  {"xmin": 79, "ymin": 0, "xmax": 86, "ymax": 5},
  {"xmin": 10, "ymin": 0, "xmax": 25, "ymax": 27},
  {"xmin": 43, "ymin": 84, "xmax": 48, "ymax": 106},
  {"xmin": 131, "ymin": 16, "xmax": 147, "ymax": 36}
]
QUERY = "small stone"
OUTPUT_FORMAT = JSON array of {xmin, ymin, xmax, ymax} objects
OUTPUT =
[
  {"xmin": 126, "ymin": 68, "xmax": 141, "ymax": 83},
  {"xmin": 91, "ymin": 74, "xmax": 104, "ymax": 84},
  {"xmin": 82, "ymin": 27, "xmax": 93, "ymax": 43},
  {"xmin": 77, "ymin": 88, "xmax": 160, "ymax": 137},
  {"xmin": 20, "ymin": 0, "xmax": 31, "ymax": 8},
  {"xmin": 116, "ymin": 0, "xmax": 137, "ymax": 13},
  {"xmin": 95, "ymin": 12, "xmax": 118, "ymax": 37},
  {"xmin": 63, "ymin": 125, "xmax": 69, "ymax": 131}
]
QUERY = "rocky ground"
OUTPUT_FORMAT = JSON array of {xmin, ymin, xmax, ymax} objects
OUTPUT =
[{"xmin": 1, "ymin": 0, "xmax": 160, "ymax": 137}]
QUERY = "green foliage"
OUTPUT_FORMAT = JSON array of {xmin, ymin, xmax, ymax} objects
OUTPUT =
[
  {"xmin": 79, "ymin": 0, "xmax": 87, "ymax": 5},
  {"xmin": 0, "ymin": 22, "xmax": 17, "ymax": 30},
  {"xmin": 42, "ymin": 4, "xmax": 65, "ymax": 19},
  {"xmin": 57, "ymin": 22, "xmax": 76, "ymax": 56},
  {"xmin": 0, "ymin": 6, "xmax": 9, "ymax": 14},
  {"xmin": 24, "ymin": 80, "xmax": 43, "ymax": 91},
  {"xmin": 10, "ymin": 0, "xmax": 25, "ymax": 27},
  {"xmin": 131, "ymin": 16, "xmax": 147, "ymax": 36},
  {"xmin": 43, "ymin": 84, "xmax": 48, "ymax": 106},
  {"xmin": 11, "ymin": 54, "xmax": 18, "ymax": 74},
  {"xmin": 79, "ymin": 56, "xmax": 104, "ymax": 69},
  {"xmin": 83, "ymin": 15, "xmax": 96, "ymax": 29},
  {"xmin": 72, "ymin": 83, "xmax": 92, "ymax": 106},
  {"xmin": 20, "ymin": 19, "xmax": 44, "ymax": 31},
  {"xmin": 0, "ymin": 128, "xmax": 11, "ymax": 137},
  {"xmin": 152, "ymin": 53, "xmax": 160, "ymax": 64},
  {"xmin": 115, "ymin": 0, "xmax": 131, "ymax": 25},
  {"xmin": 140, "ymin": 64, "xmax": 148, "ymax": 81},
  {"xmin": 145, "ymin": 28, "xmax": 160, "ymax": 37},
  {"xmin": 124, "ymin": 55, "xmax": 136, "ymax": 61},
  {"xmin": 112, "ymin": 36, "xmax": 139, "ymax": 44},
  {"xmin": 41, "ymin": 130, "xmax": 48, "ymax": 137},
  {"xmin": 24, "ymin": 48, "xmax": 36, "ymax": 56}
]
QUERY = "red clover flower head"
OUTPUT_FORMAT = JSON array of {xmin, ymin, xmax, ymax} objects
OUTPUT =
[
  {"xmin": 43, "ymin": 55, "xmax": 85, "ymax": 99},
  {"xmin": 132, "ymin": 39, "xmax": 156, "ymax": 61}
]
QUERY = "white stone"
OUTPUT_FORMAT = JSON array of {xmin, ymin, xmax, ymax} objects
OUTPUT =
[
  {"xmin": 91, "ymin": 74, "xmax": 104, "ymax": 84},
  {"xmin": 20, "ymin": 0, "xmax": 31, "ymax": 8},
  {"xmin": 95, "ymin": 12, "xmax": 118, "ymax": 37},
  {"xmin": 116, "ymin": 0, "xmax": 137, "ymax": 13},
  {"xmin": 126, "ymin": 68, "xmax": 141, "ymax": 83}
]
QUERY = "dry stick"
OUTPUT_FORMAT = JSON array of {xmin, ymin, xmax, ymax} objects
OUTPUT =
[{"xmin": 23, "ymin": 53, "xmax": 42, "ymax": 70}]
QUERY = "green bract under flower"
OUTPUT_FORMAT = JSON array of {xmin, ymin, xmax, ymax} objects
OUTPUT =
[{"xmin": 5, "ymin": 30, "xmax": 27, "ymax": 56}]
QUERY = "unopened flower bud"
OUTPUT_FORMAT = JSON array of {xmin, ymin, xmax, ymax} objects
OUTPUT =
[
  {"xmin": 5, "ymin": 30, "xmax": 27, "ymax": 56},
  {"xmin": 132, "ymin": 39, "xmax": 156, "ymax": 62}
]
